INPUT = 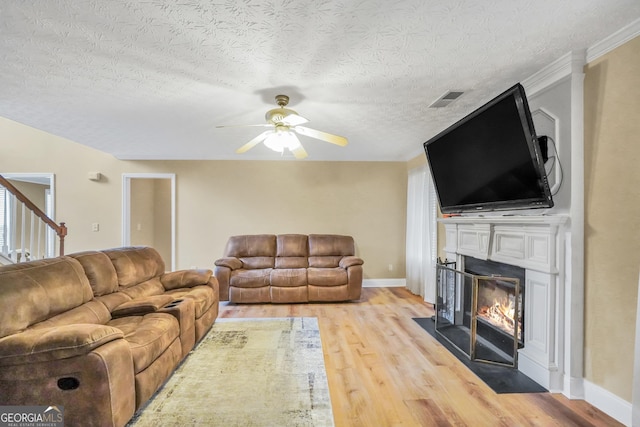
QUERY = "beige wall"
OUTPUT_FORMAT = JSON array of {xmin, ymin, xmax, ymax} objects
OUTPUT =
[
  {"xmin": 130, "ymin": 178, "xmax": 157, "ymax": 247},
  {"xmin": 129, "ymin": 178, "xmax": 172, "ymax": 266},
  {"xmin": 0, "ymin": 117, "xmax": 407, "ymax": 278},
  {"xmin": 10, "ymin": 180, "xmax": 47, "ymax": 211},
  {"xmin": 153, "ymin": 179, "xmax": 172, "ymax": 266},
  {"xmin": 584, "ymin": 35, "xmax": 640, "ymax": 401}
]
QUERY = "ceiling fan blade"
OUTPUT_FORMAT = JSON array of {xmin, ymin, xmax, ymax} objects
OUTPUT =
[
  {"xmin": 289, "ymin": 134, "xmax": 308, "ymax": 159},
  {"xmin": 291, "ymin": 144, "xmax": 308, "ymax": 159},
  {"xmin": 281, "ymin": 113, "xmax": 309, "ymax": 126},
  {"xmin": 294, "ymin": 126, "xmax": 348, "ymax": 146},
  {"xmin": 216, "ymin": 124, "xmax": 274, "ymax": 129},
  {"xmin": 236, "ymin": 131, "xmax": 272, "ymax": 154}
]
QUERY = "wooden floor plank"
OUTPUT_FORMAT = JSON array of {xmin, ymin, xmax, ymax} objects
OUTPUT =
[{"xmin": 218, "ymin": 287, "xmax": 623, "ymax": 427}]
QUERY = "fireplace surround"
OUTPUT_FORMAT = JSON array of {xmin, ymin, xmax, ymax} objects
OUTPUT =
[
  {"xmin": 435, "ymin": 260, "xmax": 522, "ymax": 367},
  {"xmin": 440, "ymin": 214, "xmax": 570, "ymax": 391}
]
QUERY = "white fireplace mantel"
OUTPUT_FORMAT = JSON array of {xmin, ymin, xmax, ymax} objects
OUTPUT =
[
  {"xmin": 440, "ymin": 214, "xmax": 572, "ymax": 392},
  {"xmin": 441, "ymin": 215, "xmax": 568, "ymax": 273}
]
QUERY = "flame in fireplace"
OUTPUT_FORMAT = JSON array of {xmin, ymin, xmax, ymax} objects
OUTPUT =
[{"xmin": 478, "ymin": 297, "xmax": 520, "ymax": 339}]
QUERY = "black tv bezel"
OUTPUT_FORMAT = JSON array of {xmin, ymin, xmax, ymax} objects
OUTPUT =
[{"xmin": 423, "ymin": 83, "xmax": 554, "ymax": 214}]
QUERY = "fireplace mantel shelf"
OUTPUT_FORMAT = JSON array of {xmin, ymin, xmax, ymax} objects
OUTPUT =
[
  {"xmin": 440, "ymin": 214, "xmax": 568, "ymax": 274},
  {"xmin": 439, "ymin": 214, "xmax": 569, "ymax": 226}
]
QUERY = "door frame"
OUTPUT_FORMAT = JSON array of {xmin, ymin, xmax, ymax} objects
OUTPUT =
[
  {"xmin": 122, "ymin": 173, "xmax": 176, "ymax": 270},
  {"xmin": 1, "ymin": 173, "xmax": 56, "ymax": 258}
]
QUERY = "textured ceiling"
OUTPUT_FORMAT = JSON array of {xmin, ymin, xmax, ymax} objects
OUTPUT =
[{"xmin": 1, "ymin": 1, "xmax": 639, "ymax": 161}]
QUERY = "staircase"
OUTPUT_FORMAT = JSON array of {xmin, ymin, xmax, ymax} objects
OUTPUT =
[{"xmin": 0, "ymin": 174, "xmax": 67, "ymax": 264}]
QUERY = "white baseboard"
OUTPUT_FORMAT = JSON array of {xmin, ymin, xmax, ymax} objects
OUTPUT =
[
  {"xmin": 362, "ymin": 278, "xmax": 406, "ymax": 288},
  {"xmin": 584, "ymin": 379, "xmax": 632, "ymax": 426}
]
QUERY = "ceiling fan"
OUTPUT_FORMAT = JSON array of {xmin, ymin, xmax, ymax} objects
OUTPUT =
[{"xmin": 217, "ymin": 95, "xmax": 348, "ymax": 159}]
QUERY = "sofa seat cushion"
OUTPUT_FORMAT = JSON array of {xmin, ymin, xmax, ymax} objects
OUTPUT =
[
  {"xmin": 165, "ymin": 286, "xmax": 215, "ymax": 318},
  {"xmin": 307, "ymin": 267, "xmax": 348, "ymax": 286},
  {"xmin": 230, "ymin": 269, "xmax": 272, "ymax": 288},
  {"xmin": 271, "ymin": 269, "xmax": 307, "ymax": 287},
  {"xmin": 108, "ymin": 313, "xmax": 179, "ymax": 374}
]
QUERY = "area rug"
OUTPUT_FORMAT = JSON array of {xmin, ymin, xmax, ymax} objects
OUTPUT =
[
  {"xmin": 413, "ymin": 317, "xmax": 547, "ymax": 394},
  {"xmin": 129, "ymin": 317, "xmax": 334, "ymax": 426}
]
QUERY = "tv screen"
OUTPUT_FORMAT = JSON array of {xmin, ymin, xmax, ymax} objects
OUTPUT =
[{"xmin": 423, "ymin": 83, "xmax": 553, "ymax": 214}]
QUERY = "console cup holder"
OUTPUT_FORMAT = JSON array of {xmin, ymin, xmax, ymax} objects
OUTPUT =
[
  {"xmin": 164, "ymin": 299, "xmax": 185, "ymax": 309},
  {"xmin": 58, "ymin": 377, "xmax": 80, "ymax": 390}
]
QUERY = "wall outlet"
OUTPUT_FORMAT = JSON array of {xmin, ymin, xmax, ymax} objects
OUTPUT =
[
  {"xmin": 388, "ymin": 264, "xmax": 393, "ymax": 271},
  {"xmin": 92, "ymin": 223, "xmax": 99, "ymax": 232}
]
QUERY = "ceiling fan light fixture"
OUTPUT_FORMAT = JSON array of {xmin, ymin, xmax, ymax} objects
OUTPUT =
[
  {"xmin": 219, "ymin": 94, "xmax": 346, "ymax": 159},
  {"xmin": 263, "ymin": 130, "xmax": 300, "ymax": 153}
]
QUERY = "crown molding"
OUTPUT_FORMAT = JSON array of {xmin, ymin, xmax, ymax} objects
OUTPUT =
[
  {"xmin": 587, "ymin": 17, "xmax": 640, "ymax": 62},
  {"xmin": 523, "ymin": 17, "xmax": 640, "ymax": 97},
  {"xmin": 522, "ymin": 51, "xmax": 586, "ymax": 97}
]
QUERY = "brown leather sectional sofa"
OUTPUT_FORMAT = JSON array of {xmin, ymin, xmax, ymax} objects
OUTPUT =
[
  {"xmin": 214, "ymin": 234, "xmax": 363, "ymax": 303},
  {"xmin": 0, "ymin": 246, "xmax": 219, "ymax": 427}
]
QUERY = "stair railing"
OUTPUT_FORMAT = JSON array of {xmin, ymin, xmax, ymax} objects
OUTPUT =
[{"xmin": 0, "ymin": 174, "xmax": 67, "ymax": 261}]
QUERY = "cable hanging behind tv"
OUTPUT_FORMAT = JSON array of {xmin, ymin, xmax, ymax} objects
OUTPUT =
[{"xmin": 423, "ymin": 83, "xmax": 554, "ymax": 214}]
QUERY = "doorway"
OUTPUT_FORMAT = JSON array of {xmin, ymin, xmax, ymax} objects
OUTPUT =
[
  {"xmin": 122, "ymin": 173, "xmax": 175, "ymax": 270},
  {"xmin": 1, "ymin": 173, "xmax": 55, "ymax": 259}
]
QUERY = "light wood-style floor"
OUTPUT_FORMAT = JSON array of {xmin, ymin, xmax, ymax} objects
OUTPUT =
[{"xmin": 218, "ymin": 287, "xmax": 621, "ymax": 427}]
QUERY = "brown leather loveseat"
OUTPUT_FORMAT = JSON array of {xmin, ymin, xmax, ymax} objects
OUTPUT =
[
  {"xmin": 0, "ymin": 246, "xmax": 219, "ymax": 427},
  {"xmin": 214, "ymin": 234, "xmax": 363, "ymax": 303}
]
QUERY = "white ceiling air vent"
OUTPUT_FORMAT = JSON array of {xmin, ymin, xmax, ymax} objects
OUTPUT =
[{"xmin": 429, "ymin": 90, "xmax": 465, "ymax": 108}]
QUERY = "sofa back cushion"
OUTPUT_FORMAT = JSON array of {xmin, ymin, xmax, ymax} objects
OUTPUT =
[
  {"xmin": 225, "ymin": 235, "xmax": 276, "ymax": 269},
  {"xmin": 69, "ymin": 251, "xmax": 119, "ymax": 296},
  {"xmin": 103, "ymin": 246, "xmax": 165, "ymax": 288},
  {"xmin": 308, "ymin": 234, "xmax": 355, "ymax": 268},
  {"xmin": 120, "ymin": 277, "xmax": 166, "ymax": 300},
  {"xmin": 0, "ymin": 257, "xmax": 94, "ymax": 338},
  {"xmin": 275, "ymin": 234, "xmax": 309, "ymax": 269}
]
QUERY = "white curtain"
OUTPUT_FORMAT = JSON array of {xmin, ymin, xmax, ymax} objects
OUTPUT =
[{"xmin": 405, "ymin": 165, "xmax": 437, "ymax": 303}]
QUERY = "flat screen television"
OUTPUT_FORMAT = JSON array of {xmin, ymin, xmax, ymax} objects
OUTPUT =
[{"xmin": 423, "ymin": 83, "xmax": 553, "ymax": 214}]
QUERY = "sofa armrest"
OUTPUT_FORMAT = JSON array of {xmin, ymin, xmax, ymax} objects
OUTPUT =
[
  {"xmin": 340, "ymin": 256, "xmax": 364, "ymax": 269},
  {"xmin": 214, "ymin": 257, "xmax": 243, "ymax": 270},
  {"xmin": 0, "ymin": 324, "xmax": 124, "ymax": 366},
  {"xmin": 213, "ymin": 265, "xmax": 231, "ymax": 301},
  {"xmin": 161, "ymin": 269, "xmax": 213, "ymax": 290}
]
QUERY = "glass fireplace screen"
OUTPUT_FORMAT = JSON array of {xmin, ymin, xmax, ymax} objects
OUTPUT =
[{"xmin": 435, "ymin": 262, "xmax": 520, "ymax": 367}]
